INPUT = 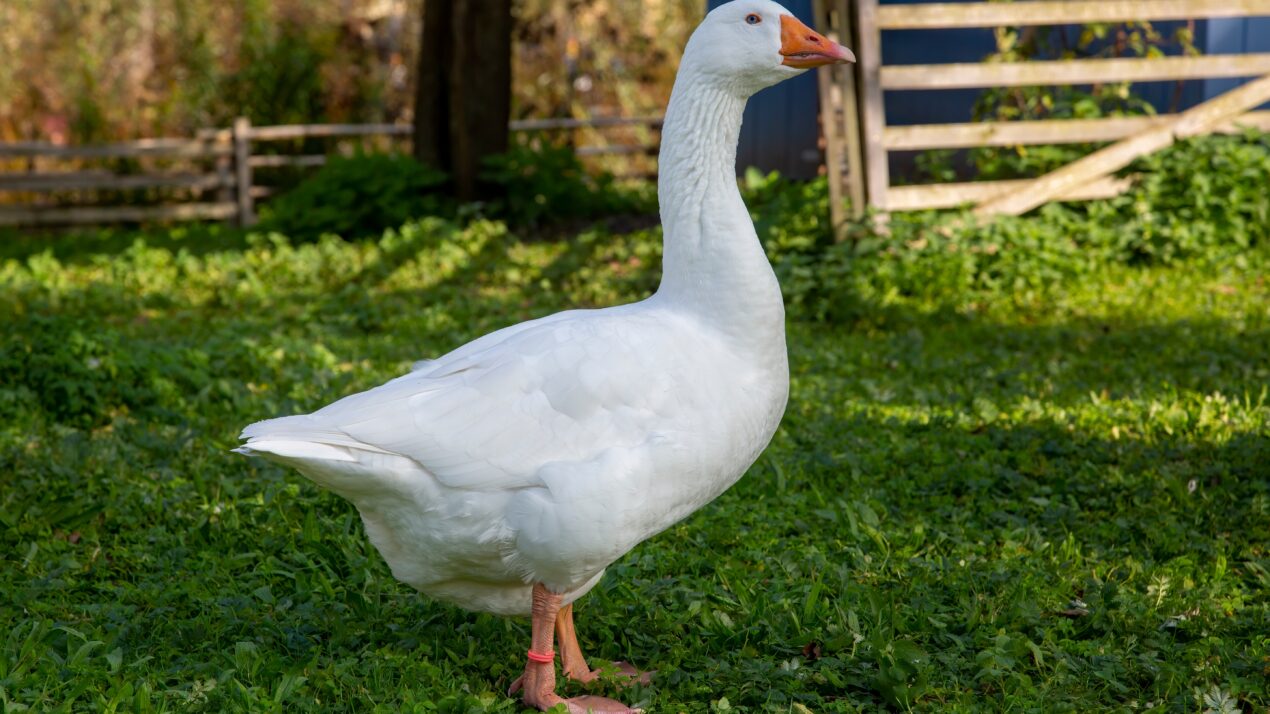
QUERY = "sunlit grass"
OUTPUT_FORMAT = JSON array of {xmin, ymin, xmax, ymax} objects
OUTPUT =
[{"xmin": 1, "ymin": 219, "xmax": 1266, "ymax": 712}]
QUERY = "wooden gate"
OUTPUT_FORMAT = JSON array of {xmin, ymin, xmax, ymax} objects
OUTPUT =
[{"xmin": 817, "ymin": 0, "xmax": 1270, "ymax": 229}]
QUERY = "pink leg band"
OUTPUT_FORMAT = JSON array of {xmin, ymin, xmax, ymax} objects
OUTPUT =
[{"xmin": 526, "ymin": 649, "xmax": 555, "ymax": 664}]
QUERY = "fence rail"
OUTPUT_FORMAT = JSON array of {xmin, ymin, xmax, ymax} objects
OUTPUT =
[
  {"xmin": 0, "ymin": 172, "xmax": 230, "ymax": 192},
  {"xmin": 0, "ymin": 139, "xmax": 230, "ymax": 159},
  {"xmin": 881, "ymin": 54, "xmax": 1270, "ymax": 89},
  {"xmin": 0, "ymin": 203, "xmax": 237, "ymax": 227},
  {"xmin": 876, "ymin": 0, "xmax": 1270, "ymax": 29},
  {"xmin": 884, "ymin": 111, "xmax": 1270, "ymax": 150},
  {"xmin": 817, "ymin": 0, "xmax": 1270, "ymax": 222},
  {"xmin": 0, "ymin": 116, "xmax": 664, "ymax": 228}
]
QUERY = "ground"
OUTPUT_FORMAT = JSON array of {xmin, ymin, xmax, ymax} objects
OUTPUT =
[{"xmin": 0, "ymin": 219, "xmax": 1266, "ymax": 712}]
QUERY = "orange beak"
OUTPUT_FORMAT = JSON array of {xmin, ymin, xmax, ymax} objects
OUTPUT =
[{"xmin": 780, "ymin": 14, "xmax": 855, "ymax": 68}]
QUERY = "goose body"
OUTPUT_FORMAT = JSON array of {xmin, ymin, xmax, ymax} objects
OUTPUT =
[
  {"xmin": 237, "ymin": 2, "xmax": 852, "ymax": 708},
  {"xmin": 240, "ymin": 297, "xmax": 787, "ymax": 614}
]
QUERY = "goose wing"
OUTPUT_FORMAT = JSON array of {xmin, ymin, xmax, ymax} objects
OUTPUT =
[{"xmin": 242, "ymin": 308, "xmax": 692, "ymax": 492}]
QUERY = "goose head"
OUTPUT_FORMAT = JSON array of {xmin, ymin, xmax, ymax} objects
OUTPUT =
[{"xmin": 683, "ymin": 0, "xmax": 856, "ymax": 96}]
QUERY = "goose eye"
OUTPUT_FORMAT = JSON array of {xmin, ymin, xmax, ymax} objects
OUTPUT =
[{"xmin": 745, "ymin": 13, "xmax": 762, "ymax": 25}]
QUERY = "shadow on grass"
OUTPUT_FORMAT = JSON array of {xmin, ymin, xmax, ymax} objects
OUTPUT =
[
  {"xmin": 770, "ymin": 411, "xmax": 1270, "ymax": 544},
  {"xmin": 791, "ymin": 310, "xmax": 1268, "ymax": 413}
]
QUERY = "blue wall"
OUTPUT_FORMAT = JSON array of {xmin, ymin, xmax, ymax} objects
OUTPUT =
[
  {"xmin": 706, "ymin": 0, "xmax": 1270, "ymax": 176},
  {"xmin": 1202, "ymin": 17, "xmax": 1270, "ymax": 106}
]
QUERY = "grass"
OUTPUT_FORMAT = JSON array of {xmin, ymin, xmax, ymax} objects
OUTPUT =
[{"xmin": 0, "ymin": 215, "xmax": 1267, "ymax": 713}]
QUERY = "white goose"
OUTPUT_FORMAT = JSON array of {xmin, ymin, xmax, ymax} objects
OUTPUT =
[{"xmin": 237, "ymin": 2, "xmax": 852, "ymax": 710}]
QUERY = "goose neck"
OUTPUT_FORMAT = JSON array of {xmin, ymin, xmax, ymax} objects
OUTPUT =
[
  {"xmin": 656, "ymin": 76, "xmax": 747, "ymax": 238},
  {"xmin": 653, "ymin": 72, "xmax": 783, "ymax": 339}
]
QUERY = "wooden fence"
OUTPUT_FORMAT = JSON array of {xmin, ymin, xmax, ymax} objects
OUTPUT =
[
  {"xmin": 817, "ymin": 0, "xmax": 1270, "ymax": 228},
  {"xmin": 0, "ymin": 116, "xmax": 663, "ymax": 228},
  {"xmin": 9, "ymin": 1, "xmax": 1270, "ymax": 230}
]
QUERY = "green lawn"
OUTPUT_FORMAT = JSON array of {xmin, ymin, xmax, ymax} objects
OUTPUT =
[{"xmin": 1, "ymin": 218, "xmax": 1267, "ymax": 712}]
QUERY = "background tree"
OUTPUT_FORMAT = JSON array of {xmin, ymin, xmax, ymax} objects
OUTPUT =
[{"xmin": 414, "ymin": 0, "xmax": 513, "ymax": 202}]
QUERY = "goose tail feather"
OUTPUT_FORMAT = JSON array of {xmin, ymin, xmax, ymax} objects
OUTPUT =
[{"xmin": 233, "ymin": 415, "xmax": 423, "ymax": 498}]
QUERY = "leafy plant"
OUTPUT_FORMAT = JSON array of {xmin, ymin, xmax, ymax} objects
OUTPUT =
[
  {"xmin": 261, "ymin": 143, "xmax": 655, "ymax": 242},
  {"xmin": 480, "ymin": 139, "xmax": 652, "ymax": 227},
  {"xmin": 873, "ymin": 639, "xmax": 932, "ymax": 707},
  {"xmin": 767, "ymin": 132, "xmax": 1270, "ymax": 323},
  {"xmin": 259, "ymin": 152, "xmax": 450, "ymax": 241},
  {"xmin": 1118, "ymin": 128, "xmax": 1270, "ymax": 261},
  {"xmin": 0, "ymin": 314, "xmax": 193, "ymax": 428}
]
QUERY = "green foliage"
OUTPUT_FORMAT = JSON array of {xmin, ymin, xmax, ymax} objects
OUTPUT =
[
  {"xmin": 223, "ymin": 16, "xmax": 331, "ymax": 127},
  {"xmin": 765, "ymin": 133, "xmax": 1270, "ymax": 323},
  {"xmin": 1, "ymin": 130, "xmax": 1268, "ymax": 712},
  {"xmin": 481, "ymin": 141, "xmax": 653, "ymax": 227},
  {"xmin": 262, "ymin": 144, "xmax": 656, "ymax": 241},
  {"xmin": 1121, "ymin": 129, "xmax": 1270, "ymax": 260},
  {"xmin": 0, "ymin": 315, "xmax": 161, "ymax": 429},
  {"xmin": 0, "ymin": 0, "xmax": 408, "ymax": 141},
  {"xmin": 259, "ymin": 153, "xmax": 450, "ymax": 241},
  {"xmin": 744, "ymin": 167, "xmax": 835, "ymax": 253}
]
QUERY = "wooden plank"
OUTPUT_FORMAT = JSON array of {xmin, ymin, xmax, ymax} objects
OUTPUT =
[
  {"xmin": 883, "ymin": 110, "xmax": 1270, "ymax": 150},
  {"xmin": 0, "ymin": 170, "xmax": 113, "ymax": 187},
  {"xmin": 889, "ymin": 175, "xmax": 1133, "ymax": 211},
  {"xmin": 0, "ymin": 203, "xmax": 238, "ymax": 227},
  {"xmin": 835, "ymin": 0, "xmax": 867, "ymax": 221},
  {"xmin": 878, "ymin": 0, "xmax": 1270, "ymax": 30},
  {"xmin": 249, "ymin": 118, "xmax": 664, "ymax": 139},
  {"xmin": 233, "ymin": 117, "xmax": 255, "ymax": 227},
  {"xmin": 247, "ymin": 155, "xmax": 328, "ymax": 168},
  {"xmin": 0, "ymin": 172, "xmax": 229, "ymax": 192},
  {"xmin": 815, "ymin": 0, "xmax": 848, "ymax": 236},
  {"xmin": 250, "ymin": 123, "xmax": 412, "ymax": 141},
  {"xmin": 857, "ymin": 0, "xmax": 890, "ymax": 211},
  {"xmin": 882, "ymin": 54, "xmax": 1270, "ymax": 90},
  {"xmin": 510, "ymin": 116, "xmax": 664, "ymax": 131},
  {"xmin": 975, "ymin": 73, "xmax": 1270, "ymax": 216},
  {"xmin": 0, "ymin": 138, "xmax": 230, "ymax": 159},
  {"xmin": 215, "ymin": 131, "xmax": 233, "ymax": 205},
  {"xmin": 245, "ymin": 145, "xmax": 657, "ymax": 165},
  {"xmin": 196, "ymin": 128, "xmax": 233, "ymax": 143}
]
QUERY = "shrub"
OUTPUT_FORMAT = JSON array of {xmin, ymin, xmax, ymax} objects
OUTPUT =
[
  {"xmin": 1118, "ymin": 129, "xmax": 1270, "ymax": 261},
  {"xmin": 0, "ymin": 315, "xmax": 192, "ymax": 428},
  {"xmin": 263, "ymin": 144, "xmax": 655, "ymax": 242},
  {"xmin": 760, "ymin": 132, "xmax": 1270, "ymax": 323},
  {"xmin": 260, "ymin": 153, "xmax": 450, "ymax": 241},
  {"xmin": 481, "ymin": 141, "xmax": 652, "ymax": 227}
]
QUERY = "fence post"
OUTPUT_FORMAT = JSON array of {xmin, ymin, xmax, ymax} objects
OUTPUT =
[
  {"xmin": 838, "ymin": 0, "xmax": 867, "ymax": 221},
  {"xmin": 813, "ymin": 0, "xmax": 847, "ymax": 239},
  {"xmin": 232, "ymin": 116, "xmax": 255, "ymax": 227},
  {"xmin": 855, "ymin": 0, "xmax": 889, "ymax": 213},
  {"xmin": 213, "ymin": 129, "xmax": 233, "ymax": 217}
]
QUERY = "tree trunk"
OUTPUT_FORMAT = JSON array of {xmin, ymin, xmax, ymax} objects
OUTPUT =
[
  {"xmin": 414, "ymin": 0, "xmax": 512, "ymax": 202},
  {"xmin": 413, "ymin": 0, "xmax": 451, "ymax": 171}
]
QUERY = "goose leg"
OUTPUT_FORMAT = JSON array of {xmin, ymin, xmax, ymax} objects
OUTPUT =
[
  {"xmin": 556, "ymin": 602, "xmax": 597, "ymax": 682},
  {"xmin": 509, "ymin": 584, "xmax": 640, "ymax": 714},
  {"xmin": 556, "ymin": 603, "xmax": 651, "ymax": 686}
]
